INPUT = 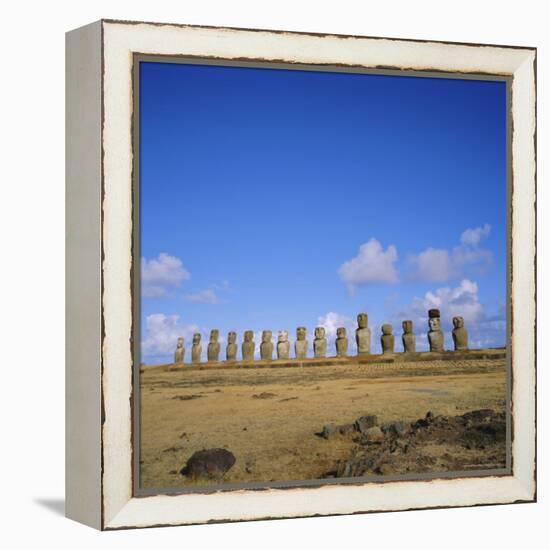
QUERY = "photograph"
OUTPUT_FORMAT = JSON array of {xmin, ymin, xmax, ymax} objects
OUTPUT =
[{"xmin": 135, "ymin": 58, "xmax": 510, "ymax": 491}]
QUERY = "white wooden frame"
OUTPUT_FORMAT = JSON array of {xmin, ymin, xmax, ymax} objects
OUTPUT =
[{"xmin": 66, "ymin": 19, "xmax": 536, "ymax": 530}]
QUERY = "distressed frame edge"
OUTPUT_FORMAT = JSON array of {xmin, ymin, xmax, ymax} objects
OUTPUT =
[
  {"xmin": 98, "ymin": 20, "xmax": 536, "ymax": 530},
  {"xmin": 65, "ymin": 19, "xmax": 104, "ymax": 530}
]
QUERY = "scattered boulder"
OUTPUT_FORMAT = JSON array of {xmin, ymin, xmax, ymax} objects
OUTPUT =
[
  {"xmin": 319, "ymin": 423, "xmax": 355, "ymax": 439},
  {"xmin": 364, "ymin": 426, "xmax": 385, "ymax": 442},
  {"xmin": 252, "ymin": 392, "xmax": 277, "ymax": 399},
  {"xmin": 413, "ymin": 411, "xmax": 436, "ymax": 428},
  {"xmin": 180, "ymin": 448, "xmax": 236, "ymax": 480},
  {"xmin": 324, "ymin": 409, "xmax": 506, "ymax": 479},
  {"xmin": 172, "ymin": 394, "xmax": 203, "ymax": 401},
  {"xmin": 383, "ymin": 421, "xmax": 409, "ymax": 437},
  {"xmin": 320, "ymin": 424, "xmax": 336, "ymax": 439},
  {"xmin": 354, "ymin": 415, "xmax": 378, "ymax": 433},
  {"xmin": 338, "ymin": 423, "xmax": 356, "ymax": 436}
]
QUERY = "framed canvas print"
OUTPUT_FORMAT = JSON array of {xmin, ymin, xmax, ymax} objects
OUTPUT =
[{"xmin": 66, "ymin": 19, "xmax": 536, "ymax": 530}]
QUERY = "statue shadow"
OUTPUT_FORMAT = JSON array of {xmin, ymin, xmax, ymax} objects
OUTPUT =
[{"xmin": 34, "ymin": 497, "xmax": 65, "ymax": 516}]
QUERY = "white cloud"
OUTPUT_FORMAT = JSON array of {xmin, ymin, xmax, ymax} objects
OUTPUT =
[
  {"xmin": 338, "ymin": 238, "xmax": 399, "ymax": 293},
  {"xmin": 141, "ymin": 253, "xmax": 190, "ymax": 297},
  {"xmin": 409, "ymin": 224, "xmax": 492, "ymax": 283},
  {"xmin": 460, "ymin": 223, "xmax": 491, "ymax": 246},
  {"xmin": 409, "ymin": 248, "xmax": 453, "ymax": 283},
  {"xmin": 397, "ymin": 279, "xmax": 505, "ymax": 351},
  {"xmin": 420, "ymin": 279, "xmax": 484, "ymax": 324},
  {"xmin": 212, "ymin": 280, "xmax": 230, "ymax": 291},
  {"xmin": 141, "ymin": 313, "xmax": 199, "ymax": 364},
  {"xmin": 317, "ymin": 311, "xmax": 353, "ymax": 340},
  {"xmin": 184, "ymin": 289, "xmax": 220, "ymax": 304}
]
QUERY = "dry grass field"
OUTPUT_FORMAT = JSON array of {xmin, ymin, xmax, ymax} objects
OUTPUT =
[{"xmin": 139, "ymin": 352, "xmax": 507, "ymax": 490}]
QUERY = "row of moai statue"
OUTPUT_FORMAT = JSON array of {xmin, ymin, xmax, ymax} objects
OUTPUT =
[{"xmin": 173, "ymin": 310, "xmax": 468, "ymax": 364}]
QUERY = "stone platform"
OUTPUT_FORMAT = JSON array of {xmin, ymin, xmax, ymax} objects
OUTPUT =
[{"xmin": 154, "ymin": 348, "xmax": 506, "ymax": 373}]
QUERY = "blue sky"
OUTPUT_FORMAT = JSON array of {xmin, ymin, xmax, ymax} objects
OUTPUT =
[{"xmin": 139, "ymin": 61, "xmax": 507, "ymax": 364}]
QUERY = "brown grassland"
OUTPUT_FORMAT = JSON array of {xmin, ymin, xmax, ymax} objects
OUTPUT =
[{"xmin": 139, "ymin": 351, "xmax": 507, "ymax": 490}]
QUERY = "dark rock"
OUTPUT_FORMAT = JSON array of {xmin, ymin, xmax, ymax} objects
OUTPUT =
[
  {"xmin": 461, "ymin": 409, "xmax": 495, "ymax": 424},
  {"xmin": 337, "ymin": 461, "xmax": 353, "ymax": 478},
  {"xmin": 180, "ymin": 448, "xmax": 236, "ymax": 479},
  {"xmin": 364, "ymin": 426, "xmax": 384, "ymax": 442},
  {"xmin": 355, "ymin": 415, "xmax": 378, "ymax": 433},
  {"xmin": 172, "ymin": 394, "xmax": 203, "ymax": 401},
  {"xmin": 252, "ymin": 392, "xmax": 276, "ymax": 399},
  {"xmin": 413, "ymin": 412, "xmax": 436, "ymax": 429},
  {"xmin": 319, "ymin": 423, "xmax": 355, "ymax": 439},
  {"xmin": 337, "ymin": 423, "xmax": 356, "ymax": 436},
  {"xmin": 384, "ymin": 421, "xmax": 409, "ymax": 437},
  {"xmin": 320, "ymin": 424, "xmax": 336, "ymax": 439},
  {"xmin": 162, "ymin": 445, "xmax": 185, "ymax": 453}
]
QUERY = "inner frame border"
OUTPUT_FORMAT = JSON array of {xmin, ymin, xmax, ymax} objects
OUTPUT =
[{"xmin": 130, "ymin": 53, "xmax": 514, "ymax": 498}]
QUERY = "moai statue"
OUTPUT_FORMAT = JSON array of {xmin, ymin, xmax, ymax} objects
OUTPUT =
[
  {"xmin": 428, "ymin": 309, "xmax": 445, "ymax": 352},
  {"xmin": 356, "ymin": 313, "xmax": 371, "ymax": 355},
  {"xmin": 174, "ymin": 337, "xmax": 185, "ymax": 364},
  {"xmin": 191, "ymin": 333, "xmax": 202, "ymax": 363},
  {"xmin": 260, "ymin": 330, "xmax": 274, "ymax": 360},
  {"xmin": 242, "ymin": 330, "xmax": 255, "ymax": 361},
  {"xmin": 295, "ymin": 326, "xmax": 308, "ymax": 359},
  {"xmin": 381, "ymin": 324, "xmax": 395, "ymax": 354},
  {"xmin": 335, "ymin": 327, "xmax": 349, "ymax": 357},
  {"xmin": 452, "ymin": 316, "xmax": 469, "ymax": 351},
  {"xmin": 226, "ymin": 331, "xmax": 238, "ymax": 361},
  {"xmin": 277, "ymin": 330, "xmax": 290, "ymax": 359},
  {"xmin": 313, "ymin": 326, "xmax": 327, "ymax": 358},
  {"xmin": 207, "ymin": 329, "xmax": 220, "ymax": 362},
  {"xmin": 402, "ymin": 320, "xmax": 416, "ymax": 353}
]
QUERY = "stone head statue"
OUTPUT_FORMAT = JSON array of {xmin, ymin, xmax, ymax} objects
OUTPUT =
[
  {"xmin": 313, "ymin": 326, "xmax": 327, "ymax": 358},
  {"xmin": 453, "ymin": 316, "xmax": 464, "ymax": 329},
  {"xmin": 174, "ymin": 336, "xmax": 185, "ymax": 364},
  {"xmin": 242, "ymin": 330, "xmax": 255, "ymax": 361},
  {"xmin": 191, "ymin": 333, "xmax": 202, "ymax": 363},
  {"xmin": 207, "ymin": 329, "xmax": 220, "ymax": 362},
  {"xmin": 260, "ymin": 330, "xmax": 273, "ymax": 360},
  {"xmin": 335, "ymin": 326, "xmax": 348, "ymax": 357},
  {"xmin": 226, "ymin": 331, "xmax": 238, "ymax": 361},
  {"xmin": 428, "ymin": 309, "xmax": 444, "ymax": 352},
  {"xmin": 357, "ymin": 313, "xmax": 368, "ymax": 329},
  {"xmin": 277, "ymin": 329, "xmax": 290, "ymax": 359},
  {"xmin": 452, "ymin": 316, "xmax": 468, "ymax": 351},
  {"xmin": 402, "ymin": 320, "xmax": 416, "ymax": 353},
  {"xmin": 381, "ymin": 323, "xmax": 395, "ymax": 354},
  {"xmin": 296, "ymin": 327, "xmax": 307, "ymax": 341}
]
